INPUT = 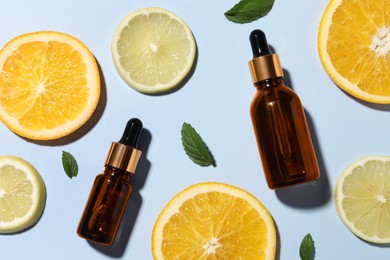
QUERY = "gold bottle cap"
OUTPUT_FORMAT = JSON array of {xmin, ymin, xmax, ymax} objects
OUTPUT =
[
  {"xmin": 104, "ymin": 118, "xmax": 143, "ymax": 174},
  {"xmin": 248, "ymin": 54, "xmax": 284, "ymax": 83},
  {"xmin": 248, "ymin": 29, "xmax": 284, "ymax": 84},
  {"xmin": 105, "ymin": 142, "xmax": 142, "ymax": 174}
]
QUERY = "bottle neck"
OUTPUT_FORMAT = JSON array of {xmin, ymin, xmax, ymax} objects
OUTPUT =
[
  {"xmin": 254, "ymin": 77, "xmax": 284, "ymax": 90},
  {"xmin": 103, "ymin": 165, "xmax": 132, "ymax": 182}
]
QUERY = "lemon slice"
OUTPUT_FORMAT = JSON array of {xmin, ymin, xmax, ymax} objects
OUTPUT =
[
  {"xmin": 335, "ymin": 156, "xmax": 390, "ymax": 243},
  {"xmin": 0, "ymin": 31, "xmax": 100, "ymax": 140},
  {"xmin": 152, "ymin": 182, "xmax": 276, "ymax": 259},
  {"xmin": 318, "ymin": 0, "xmax": 390, "ymax": 104},
  {"xmin": 111, "ymin": 7, "xmax": 196, "ymax": 94},
  {"xmin": 0, "ymin": 155, "xmax": 46, "ymax": 233}
]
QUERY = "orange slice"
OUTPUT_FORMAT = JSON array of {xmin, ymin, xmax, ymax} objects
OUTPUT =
[
  {"xmin": 318, "ymin": 0, "xmax": 390, "ymax": 104},
  {"xmin": 152, "ymin": 182, "xmax": 276, "ymax": 259},
  {"xmin": 0, "ymin": 31, "xmax": 100, "ymax": 140}
]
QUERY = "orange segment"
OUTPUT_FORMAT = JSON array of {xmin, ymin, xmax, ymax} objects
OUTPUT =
[
  {"xmin": 0, "ymin": 31, "xmax": 100, "ymax": 140},
  {"xmin": 152, "ymin": 182, "xmax": 276, "ymax": 260},
  {"xmin": 318, "ymin": 0, "xmax": 390, "ymax": 104}
]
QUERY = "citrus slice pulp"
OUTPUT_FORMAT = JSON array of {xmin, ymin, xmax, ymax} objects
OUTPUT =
[
  {"xmin": 111, "ymin": 7, "xmax": 196, "ymax": 94},
  {"xmin": 0, "ymin": 155, "xmax": 46, "ymax": 233},
  {"xmin": 0, "ymin": 31, "xmax": 100, "ymax": 140},
  {"xmin": 318, "ymin": 0, "xmax": 390, "ymax": 104},
  {"xmin": 152, "ymin": 182, "xmax": 276, "ymax": 259},
  {"xmin": 335, "ymin": 156, "xmax": 390, "ymax": 243}
]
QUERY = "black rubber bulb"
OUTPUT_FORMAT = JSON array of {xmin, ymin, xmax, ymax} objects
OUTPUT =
[
  {"xmin": 118, "ymin": 118, "xmax": 143, "ymax": 148},
  {"xmin": 249, "ymin": 29, "xmax": 272, "ymax": 58}
]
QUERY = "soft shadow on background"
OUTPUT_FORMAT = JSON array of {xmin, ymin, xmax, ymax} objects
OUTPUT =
[
  {"xmin": 274, "ymin": 223, "xmax": 281, "ymax": 260},
  {"xmin": 275, "ymin": 111, "xmax": 331, "ymax": 208},
  {"xmin": 275, "ymin": 69, "xmax": 331, "ymax": 208},
  {"xmin": 348, "ymin": 88, "xmax": 390, "ymax": 112},
  {"xmin": 88, "ymin": 128, "xmax": 152, "ymax": 257}
]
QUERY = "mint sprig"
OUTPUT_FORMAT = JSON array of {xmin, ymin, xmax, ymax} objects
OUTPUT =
[
  {"xmin": 300, "ymin": 233, "xmax": 315, "ymax": 260},
  {"xmin": 62, "ymin": 151, "xmax": 79, "ymax": 179},
  {"xmin": 224, "ymin": 0, "xmax": 275, "ymax": 24},
  {"xmin": 181, "ymin": 122, "xmax": 215, "ymax": 167}
]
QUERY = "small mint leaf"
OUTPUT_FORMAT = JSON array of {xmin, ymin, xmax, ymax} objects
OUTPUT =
[
  {"xmin": 224, "ymin": 0, "xmax": 275, "ymax": 24},
  {"xmin": 62, "ymin": 151, "xmax": 78, "ymax": 179},
  {"xmin": 300, "ymin": 233, "xmax": 315, "ymax": 260},
  {"xmin": 181, "ymin": 122, "xmax": 215, "ymax": 167}
]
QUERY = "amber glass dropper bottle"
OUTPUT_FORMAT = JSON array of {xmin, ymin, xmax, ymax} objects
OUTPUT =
[
  {"xmin": 77, "ymin": 118, "xmax": 143, "ymax": 245},
  {"xmin": 248, "ymin": 29, "xmax": 320, "ymax": 189}
]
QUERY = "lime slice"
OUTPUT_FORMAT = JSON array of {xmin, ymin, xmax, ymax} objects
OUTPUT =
[
  {"xmin": 335, "ymin": 156, "xmax": 390, "ymax": 243},
  {"xmin": 111, "ymin": 7, "xmax": 196, "ymax": 94},
  {"xmin": 0, "ymin": 155, "xmax": 46, "ymax": 233}
]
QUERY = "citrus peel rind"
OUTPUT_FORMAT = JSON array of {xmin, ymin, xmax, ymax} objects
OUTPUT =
[
  {"xmin": 0, "ymin": 155, "xmax": 46, "ymax": 233},
  {"xmin": 111, "ymin": 7, "xmax": 196, "ymax": 94},
  {"xmin": 152, "ymin": 182, "xmax": 276, "ymax": 259},
  {"xmin": 335, "ymin": 156, "xmax": 390, "ymax": 244},
  {"xmin": 0, "ymin": 31, "xmax": 100, "ymax": 140},
  {"xmin": 318, "ymin": 0, "xmax": 390, "ymax": 104}
]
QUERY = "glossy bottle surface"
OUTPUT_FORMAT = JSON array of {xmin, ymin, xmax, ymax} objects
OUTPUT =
[
  {"xmin": 77, "ymin": 166, "xmax": 132, "ymax": 245},
  {"xmin": 250, "ymin": 78, "xmax": 320, "ymax": 189},
  {"xmin": 77, "ymin": 118, "xmax": 143, "ymax": 245}
]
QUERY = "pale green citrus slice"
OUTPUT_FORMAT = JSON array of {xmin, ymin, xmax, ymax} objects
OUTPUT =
[
  {"xmin": 152, "ymin": 182, "xmax": 276, "ymax": 259},
  {"xmin": 0, "ymin": 155, "xmax": 46, "ymax": 233},
  {"xmin": 335, "ymin": 156, "xmax": 390, "ymax": 243},
  {"xmin": 111, "ymin": 7, "xmax": 196, "ymax": 94}
]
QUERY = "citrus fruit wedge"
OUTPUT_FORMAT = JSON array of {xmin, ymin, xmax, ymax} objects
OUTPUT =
[
  {"xmin": 0, "ymin": 155, "xmax": 46, "ymax": 233},
  {"xmin": 318, "ymin": 0, "xmax": 390, "ymax": 104},
  {"xmin": 111, "ymin": 7, "xmax": 196, "ymax": 94},
  {"xmin": 152, "ymin": 182, "xmax": 276, "ymax": 259},
  {"xmin": 335, "ymin": 156, "xmax": 390, "ymax": 243},
  {"xmin": 0, "ymin": 31, "xmax": 100, "ymax": 140}
]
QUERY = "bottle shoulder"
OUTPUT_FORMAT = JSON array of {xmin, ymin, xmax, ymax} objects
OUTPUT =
[
  {"xmin": 252, "ymin": 83, "xmax": 299, "ymax": 101},
  {"xmin": 99, "ymin": 166, "xmax": 132, "ymax": 183},
  {"xmin": 250, "ymin": 85, "xmax": 304, "ymax": 113}
]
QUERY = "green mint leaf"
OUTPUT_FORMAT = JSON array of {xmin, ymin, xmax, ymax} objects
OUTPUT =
[
  {"xmin": 62, "ymin": 151, "xmax": 79, "ymax": 179},
  {"xmin": 181, "ymin": 122, "xmax": 215, "ymax": 167},
  {"xmin": 224, "ymin": 0, "xmax": 275, "ymax": 24},
  {"xmin": 300, "ymin": 233, "xmax": 315, "ymax": 260}
]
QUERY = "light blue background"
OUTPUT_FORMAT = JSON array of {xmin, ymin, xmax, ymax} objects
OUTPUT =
[{"xmin": 1, "ymin": 0, "xmax": 389, "ymax": 259}]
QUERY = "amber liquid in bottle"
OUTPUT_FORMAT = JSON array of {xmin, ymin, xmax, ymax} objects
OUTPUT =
[
  {"xmin": 248, "ymin": 30, "xmax": 320, "ymax": 189},
  {"xmin": 250, "ymin": 78, "xmax": 320, "ymax": 189},
  {"xmin": 77, "ymin": 167, "xmax": 133, "ymax": 245},
  {"xmin": 77, "ymin": 118, "xmax": 143, "ymax": 245}
]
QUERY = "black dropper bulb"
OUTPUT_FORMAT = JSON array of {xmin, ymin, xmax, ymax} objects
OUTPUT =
[
  {"xmin": 118, "ymin": 118, "xmax": 143, "ymax": 148},
  {"xmin": 250, "ymin": 29, "xmax": 272, "ymax": 58}
]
